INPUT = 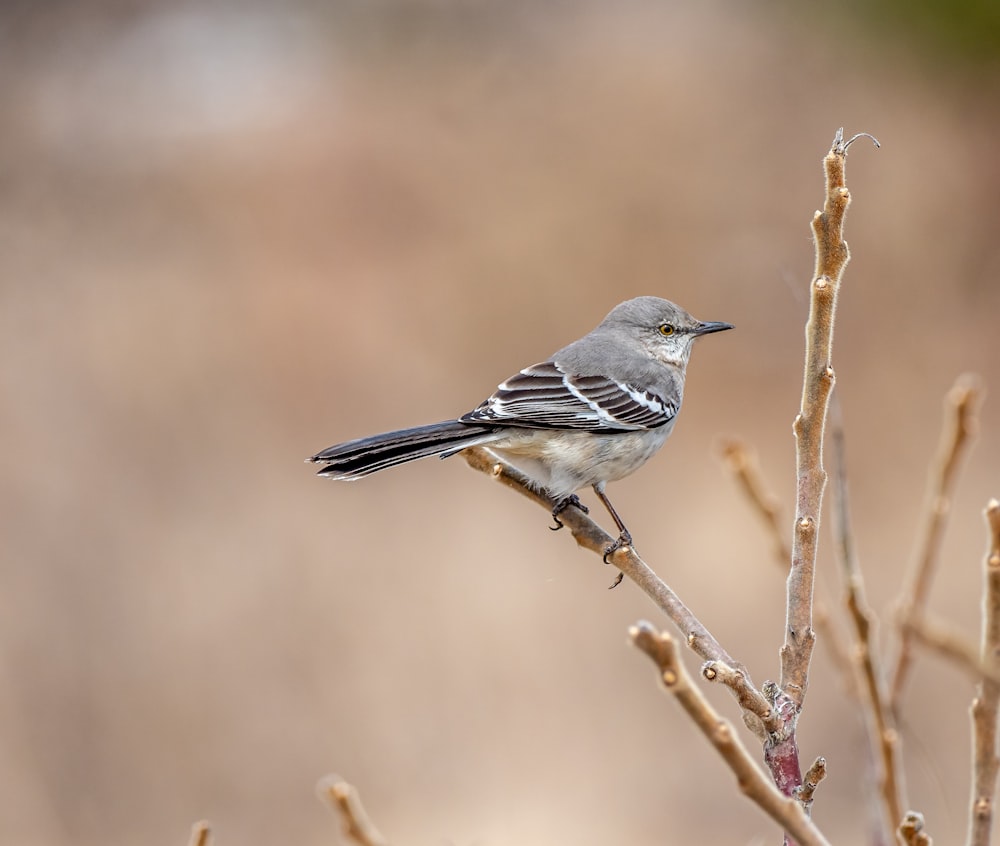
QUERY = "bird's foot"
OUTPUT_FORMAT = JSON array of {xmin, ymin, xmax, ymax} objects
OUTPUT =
[
  {"xmin": 550, "ymin": 495, "xmax": 589, "ymax": 531},
  {"xmin": 603, "ymin": 531, "xmax": 632, "ymax": 589},
  {"xmin": 602, "ymin": 530, "xmax": 633, "ymax": 565}
]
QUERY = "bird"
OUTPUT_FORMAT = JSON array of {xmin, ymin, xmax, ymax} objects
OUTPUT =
[{"xmin": 310, "ymin": 297, "xmax": 732, "ymax": 562}]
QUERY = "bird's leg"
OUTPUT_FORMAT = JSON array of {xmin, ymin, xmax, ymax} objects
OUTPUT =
[
  {"xmin": 593, "ymin": 483, "xmax": 632, "ymax": 580},
  {"xmin": 550, "ymin": 494, "xmax": 589, "ymax": 531}
]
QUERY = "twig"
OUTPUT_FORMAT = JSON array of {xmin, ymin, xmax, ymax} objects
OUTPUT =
[
  {"xmin": 463, "ymin": 446, "xmax": 781, "ymax": 734},
  {"xmin": 719, "ymin": 438, "xmax": 855, "ymax": 696},
  {"xmin": 320, "ymin": 775, "xmax": 390, "ymax": 846},
  {"xmin": 796, "ymin": 757, "xmax": 827, "ymax": 807},
  {"xmin": 890, "ymin": 375, "xmax": 983, "ymax": 713},
  {"xmin": 898, "ymin": 811, "xmax": 933, "ymax": 846},
  {"xmin": 782, "ymin": 127, "xmax": 869, "ymax": 707},
  {"xmin": 719, "ymin": 439, "xmax": 790, "ymax": 564},
  {"xmin": 630, "ymin": 622, "xmax": 831, "ymax": 846},
  {"xmin": 902, "ymin": 615, "xmax": 1000, "ymax": 686},
  {"xmin": 968, "ymin": 499, "xmax": 1000, "ymax": 846},
  {"xmin": 187, "ymin": 821, "xmax": 211, "ymax": 846},
  {"xmin": 829, "ymin": 403, "xmax": 905, "ymax": 844}
]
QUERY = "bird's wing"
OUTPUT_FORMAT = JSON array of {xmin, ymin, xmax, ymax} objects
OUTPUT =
[{"xmin": 461, "ymin": 361, "xmax": 675, "ymax": 432}]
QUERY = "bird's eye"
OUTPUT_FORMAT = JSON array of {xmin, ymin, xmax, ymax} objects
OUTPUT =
[{"xmin": 658, "ymin": 323, "xmax": 676, "ymax": 336}]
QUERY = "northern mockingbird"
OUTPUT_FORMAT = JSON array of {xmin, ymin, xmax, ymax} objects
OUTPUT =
[{"xmin": 310, "ymin": 297, "xmax": 732, "ymax": 560}]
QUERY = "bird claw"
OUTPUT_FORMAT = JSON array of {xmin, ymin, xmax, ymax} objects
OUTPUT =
[
  {"xmin": 602, "ymin": 530, "xmax": 633, "ymax": 564},
  {"xmin": 550, "ymin": 495, "xmax": 589, "ymax": 531}
]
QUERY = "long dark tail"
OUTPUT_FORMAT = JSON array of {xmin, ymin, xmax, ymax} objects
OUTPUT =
[{"xmin": 309, "ymin": 420, "xmax": 500, "ymax": 480}]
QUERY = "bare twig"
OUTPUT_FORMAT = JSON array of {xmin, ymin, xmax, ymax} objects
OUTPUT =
[
  {"xmin": 720, "ymin": 438, "xmax": 855, "ymax": 696},
  {"xmin": 187, "ymin": 821, "xmax": 211, "ymax": 846},
  {"xmin": 320, "ymin": 775, "xmax": 390, "ymax": 846},
  {"xmin": 782, "ymin": 127, "xmax": 870, "ymax": 707},
  {"xmin": 462, "ymin": 446, "xmax": 781, "ymax": 733},
  {"xmin": 719, "ymin": 439, "xmax": 791, "ymax": 564},
  {"xmin": 796, "ymin": 757, "xmax": 827, "ymax": 807},
  {"xmin": 890, "ymin": 375, "xmax": 983, "ymax": 713},
  {"xmin": 968, "ymin": 499, "xmax": 1000, "ymax": 846},
  {"xmin": 899, "ymin": 811, "xmax": 933, "ymax": 846},
  {"xmin": 902, "ymin": 615, "xmax": 1000, "ymax": 686},
  {"xmin": 630, "ymin": 622, "xmax": 832, "ymax": 846},
  {"xmin": 830, "ymin": 405, "xmax": 906, "ymax": 844}
]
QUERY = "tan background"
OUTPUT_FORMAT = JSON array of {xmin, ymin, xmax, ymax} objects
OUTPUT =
[{"xmin": 2, "ymin": 2, "xmax": 999, "ymax": 844}]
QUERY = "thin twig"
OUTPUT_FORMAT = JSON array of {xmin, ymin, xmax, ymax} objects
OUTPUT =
[
  {"xmin": 719, "ymin": 438, "xmax": 855, "ymax": 697},
  {"xmin": 320, "ymin": 775, "xmax": 390, "ymax": 846},
  {"xmin": 719, "ymin": 439, "xmax": 790, "ymax": 564},
  {"xmin": 782, "ymin": 127, "xmax": 866, "ymax": 707},
  {"xmin": 968, "ymin": 499, "xmax": 1000, "ymax": 846},
  {"xmin": 902, "ymin": 615, "xmax": 1000, "ymax": 686},
  {"xmin": 463, "ymin": 446, "xmax": 782, "ymax": 734},
  {"xmin": 890, "ymin": 375, "xmax": 983, "ymax": 714},
  {"xmin": 630, "ymin": 622, "xmax": 832, "ymax": 846},
  {"xmin": 187, "ymin": 821, "xmax": 211, "ymax": 846},
  {"xmin": 898, "ymin": 811, "xmax": 933, "ymax": 846},
  {"xmin": 830, "ymin": 402, "xmax": 906, "ymax": 844},
  {"xmin": 796, "ymin": 757, "xmax": 827, "ymax": 807}
]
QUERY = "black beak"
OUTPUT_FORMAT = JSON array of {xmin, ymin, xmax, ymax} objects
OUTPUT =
[{"xmin": 693, "ymin": 320, "xmax": 734, "ymax": 336}]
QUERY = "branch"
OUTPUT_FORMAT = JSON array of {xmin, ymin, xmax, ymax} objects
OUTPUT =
[
  {"xmin": 898, "ymin": 811, "xmax": 933, "ymax": 846},
  {"xmin": 829, "ymin": 403, "xmax": 906, "ymax": 844},
  {"xmin": 902, "ymin": 615, "xmax": 1000, "ymax": 686},
  {"xmin": 320, "ymin": 775, "xmax": 390, "ymax": 846},
  {"xmin": 187, "ymin": 821, "xmax": 211, "ymax": 846},
  {"xmin": 968, "ymin": 499, "xmax": 1000, "ymax": 846},
  {"xmin": 462, "ymin": 446, "xmax": 780, "ymax": 733},
  {"xmin": 720, "ymin": 438, "xmax": 855, "ymax": 697},
  {"xmin": 782, "ymin": 127, "xmax": 872, "ymax": 707},
  {"xmin": 796, "ymin": 757, "xmax": 827, "ymax": 808},
  {"xmin": 890, "ymin": 375, "xmax": 983, "ymax": 713},
  {"xmin": 630, "ymin": 622, "xmax": 831, "ymax": 846}
]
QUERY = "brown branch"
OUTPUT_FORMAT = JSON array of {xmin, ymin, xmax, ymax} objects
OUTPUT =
[
  {"xmin": 829, "ymin": 405, "xmax": 906, "ymax": 844},
  {"xmin": 463, "ymin": 445, "xmax": 780, "ymax": 733},
  {"xmin": 968, "ymin": 498, "xmax": 1000, "ymax": 846},
  {"xmin": 719, "ymin": 439, "xmax": 790, "ymax": 564},
  {"xmin": 898, "ymin": 811, "xmax": 933, "ymax": 846},
  {"xmin": 320, "ymin": 775, "xmax": 390, "ymax": 846},
  {"xmin": 782, "ymin": 127, "xmax": 870, "ymax": 708},
  {"xmin": 630, "ymin": 622, "xmax": 832, "ymax": 846},
  {"xmin": 890, "ymin": 375, "xmax": 983, "ymax": 713},
  {"xmin": 187, "ymin": 821, "xmax": 211, "ymax": 846},
  {"xmin": 902, "ymin": 615, "xmax": 1000, "ymax": 686},
  {"xmin": 720, "ymin": 438, "xmax": 855, "ymax": 697},
  {"xmin": 796, "ymin": 757, "xmax": 827, "ymax": 807}
]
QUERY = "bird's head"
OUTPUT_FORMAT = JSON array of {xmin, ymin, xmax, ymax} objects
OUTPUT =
[{"xmin": 602, "ymin": 296, "xmax": 733, "ymax": 369}]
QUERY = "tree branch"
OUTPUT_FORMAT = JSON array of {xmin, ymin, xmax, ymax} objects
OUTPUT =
[
  {"xmin": 902, "ymin": 615, "xmax": 1000, "ymax": 686},
  {"xmin": 968, "ymin": 499, "xmax": 1000, "ymax": 846},
  {"xmin": 829, "ymin": 403, "xmax": 906, "ymax": 844},
  {"xmin": 463, "ymin": 446, "xmax": 780, "ymax": 733},
  {"xmin": 320, "ymin": 776, "xmax": 390, "ymax": 846},
  {"xmin": 890, "ymin": 375, "xmax": 983, "ymax": 714},
  {"xmin": 630, "ymin": 622, "xmax": 831, "ymax": 846},
  {"xmin": 187, "ymin": 821, "xmax": 211, "ymax": 846},
  {"xmin": 782, "ymin": 127, "xmax": 870, "ymax": 707},
  {"xmin": 720, "ymin": 438, "xmax": 855, "ymax": 697},
  {"xmin": 898, "ymin": 811, "xmax": 933, "ymax": 846}
]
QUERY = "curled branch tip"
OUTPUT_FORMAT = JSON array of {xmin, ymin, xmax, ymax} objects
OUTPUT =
[{"xmin": 833, "ymin": 127, "xmax": 881, "ymax": 153}]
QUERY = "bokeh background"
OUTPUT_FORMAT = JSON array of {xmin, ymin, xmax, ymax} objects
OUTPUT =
[{"xmin": 2, "ymin": 2, "xmax": 999, "ymax": 844}]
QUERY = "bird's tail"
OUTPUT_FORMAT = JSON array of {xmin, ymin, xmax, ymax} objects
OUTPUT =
[{"xmin": 309, "ymin": 420, "xmax": 500, "ymax": 480}]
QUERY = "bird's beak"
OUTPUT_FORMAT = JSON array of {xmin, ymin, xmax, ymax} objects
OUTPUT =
[{"xmin": 693, "ymin": 320, "xmax": 734, "ymax": 336}]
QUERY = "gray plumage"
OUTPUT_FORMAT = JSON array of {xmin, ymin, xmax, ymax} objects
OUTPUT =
[{"xmin": 310, "ymin": 297, "xmax": 732, "ymax": 557}]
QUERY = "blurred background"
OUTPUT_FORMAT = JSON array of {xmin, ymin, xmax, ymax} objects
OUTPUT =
[{"xmin": 2, "ymin": 1, "xmax": 998, "ymax": 844}]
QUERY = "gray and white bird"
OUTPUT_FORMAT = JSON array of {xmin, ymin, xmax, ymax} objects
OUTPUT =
[{"xmin": 310, "ymin": 297, "xmax": 732, "ymax": 559}]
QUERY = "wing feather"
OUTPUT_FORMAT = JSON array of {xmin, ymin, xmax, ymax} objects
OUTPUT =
[{"xmin": 461, "ymin": 361, "xmax": 675, "ymax": 432}]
